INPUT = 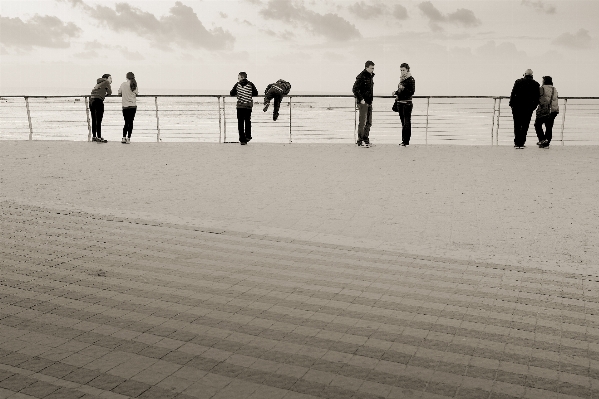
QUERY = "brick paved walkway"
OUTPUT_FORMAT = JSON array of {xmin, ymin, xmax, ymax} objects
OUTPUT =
[{"xmin": 2, "ymin": 200, "xmax": 599, "ymax": 399}]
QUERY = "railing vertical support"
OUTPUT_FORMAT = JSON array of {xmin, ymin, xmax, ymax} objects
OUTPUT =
[
  {"xmin": 84, "ymin": 96, "xmax": 92, "ymax": 141},
  {"xmin": 561, "ymin": 98, "xmax": 567, "ymax": 146},
  {"xmin": 289, "ymin": 97, "xmax": 292, "ymax": 144},
  {"xmin": 217, "ymin": 96, "xmax": 222, "ymax": 143},
  {"xmin": 491, "ymin": 98, "xmax": 497, "ymax": 146},
  {"xmin": 425, "ymin": 97, "xmax": 430, "ymax": 145},
  {"xmin": 155, "ymin": 96, "xmax": 161, "ymax": 142},
  {"xmin": 496, "ymin": 98, "xmax": 502, "ymax": 145},
  {"xmin": 353, "ymin": 100, "xmax": 357, "ymax": 144},
  {"xmin": 25, "ymin": 97, "xmax": 33, "ymax": 141},
  {"xmin": 223, "ymin": 97, "xmax": 227, "ymax": 142}
]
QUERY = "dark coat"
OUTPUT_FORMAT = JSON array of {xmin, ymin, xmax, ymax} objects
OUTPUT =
[
  {"xmin": 90, "ymin": 78, "xmax": 112, "ymax": 101},
  {"xmin": 394, "ymin": 76, "xmax": 415, "ymax": 102},
  {"xmin": 352, "ymin": 70, "xmax": 374, "ymax": 105},
  {"xmin": 509, "ymin": 76, "xmax": 540, "ymax": 111}
]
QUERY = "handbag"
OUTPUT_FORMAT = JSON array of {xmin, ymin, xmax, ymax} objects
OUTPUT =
[{"xmin": 392, "ymin": 101, "xmax": 399, "ymax": 112}]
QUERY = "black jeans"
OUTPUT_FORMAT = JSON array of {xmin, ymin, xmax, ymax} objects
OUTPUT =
[
  {"xmin": 511, "ymin": 108, "xmax": 534, "ymax": 147},
  {"xmin": 264, "ymin": 88, "xmax": 283, "ymax": 115},
  {"xmin": 534, "ymin": 112, "xmax": 558, "ymax": 144},
  {"xmin": 398, "ymin": 102, "xmax": 413, "ymax": 144},
  {"xmin": 122, "ymin": 107, "xmax": 137, "ymax": 138},
  {"xmin": 89, "ymin": 99, "xmax": 104, "ymax": 138},
  {"xmin": 237, "ymin": 108, "xmax": 252, "ymax": 142}
]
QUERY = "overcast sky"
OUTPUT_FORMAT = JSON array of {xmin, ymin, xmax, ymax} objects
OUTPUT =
[{"xmin": 1, "ymin": 0, "xmax": 597, "ymax": 96}]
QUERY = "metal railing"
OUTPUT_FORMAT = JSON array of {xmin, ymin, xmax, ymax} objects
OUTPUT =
[{"xmin": 1, "ymin": 95, "xmax": 598, "ymax": 145}]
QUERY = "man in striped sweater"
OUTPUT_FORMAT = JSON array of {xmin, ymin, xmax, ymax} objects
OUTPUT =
[{"xmin": 230, "ymin": 72, "xmax": 258, "ymax": 145}]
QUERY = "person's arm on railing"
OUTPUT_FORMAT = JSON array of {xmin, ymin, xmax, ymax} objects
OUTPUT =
[{"xmin": 230, "ymin": 83, "xmax": 238, "ymax": 97}]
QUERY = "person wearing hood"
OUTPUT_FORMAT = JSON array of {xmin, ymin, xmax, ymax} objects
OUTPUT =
[
  {"xmin": 263, "ymin": 79, "xmax": 291, "ymax": 121},
  {"xmin": 230, "ymin": 72, "xmax": 258, "ymax": 145},
  {"xmin": 509, "ymin": 69, "xmax": 540, "ymax": 148},
  {"xmin": 392, "ymin": 63, "xmax": 416, "ymax": 146},
  {"xmin": 89, "ymin": 74, "xmax": 112, "ymax": 142},
  {"xmin": 118, "ymin": 72, "xmax": 139, "ymax": 144},
  {"xmin": 534, "ymin": 76, "xmax": 559, "ymax": 148},
  {"xmin": 352, "ymin": 60, "xmax": 375, "ymax": 147}
]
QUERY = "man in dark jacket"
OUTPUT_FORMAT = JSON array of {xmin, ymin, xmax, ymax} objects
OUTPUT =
[
  {"xmin": 230, "ymin": 72, "xmax": 258, "ymax": 145},
  {"xmin": 393, "ymin": 63, "xmax": 415, "ymax": 146},
  {"xmin": 352, "ymin": 60, "xmax": 375, "ymax": 147},
  {"xmin": 263, "ymin": 79, "xmax": 291, "ymax": 121},
  {"xmin": 509, "ymin": 69, "xmax": 540, "ymax": 148}
]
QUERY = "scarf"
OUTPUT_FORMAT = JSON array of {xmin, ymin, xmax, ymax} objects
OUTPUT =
[{"xmin": 397, "ymin": 71, "xmax": 412, "ymax": 92}]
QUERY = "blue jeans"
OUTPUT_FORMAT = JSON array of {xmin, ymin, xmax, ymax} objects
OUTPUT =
[{"xmin": 357, "ymin": 102, "xmax": 372, "ymax": 143}]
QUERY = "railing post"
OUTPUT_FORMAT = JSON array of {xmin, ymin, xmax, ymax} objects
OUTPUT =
[
  {"xmin": 84, "ymin": 96, "xmax": 92, "ymax": 141},
  {"xmin": 223, "ymin": 97, "xmax": 227, "ymax": 142},
  {"xmin": 491, "ymin": 98, "xmax": 497, "ymax": 145},
  {"xmin": 496, "ymin": 97, "xmax": 502, "ymax": 145},
  {"xmin": 217, "ymin": 96, "xmax": 222, "ymax": 143},
  {"xmin": 561, "ymin": 98, "xmax": 567, "ymax": 146},
  {"xmin": 425, "ymin": 97, "xmax": 430, "ymax": 145},
  {"xmin": 155, "ymin": 96, "xmax": 161, "ymax": 142},
  {"xmin": 289, "ymin": 96, "xmax": 292, "ymax": 144},
  {"xmin": 354, "ymin": 99, "xmax": 357, "ymax": 144},
  {"xmin": 25, "ymin": 97, "xmax": 33, "ymax": 140}
]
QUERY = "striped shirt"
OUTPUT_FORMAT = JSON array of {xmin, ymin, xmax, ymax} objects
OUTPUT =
[{"xmin": 230, "ymin": 79, "xmax": 258, "ymax": 109}]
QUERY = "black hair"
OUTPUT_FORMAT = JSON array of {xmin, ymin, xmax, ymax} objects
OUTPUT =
[
  {"xmin": 239, "ymin": 72, "xmax": 247, "ymax": 79},
  {"xmin": 126, "ymin": 72, "xmax": 137, "ymax": 91},
  {"xmin": 102, "ymin": 74, "xmax": 111, "ymax": 79},
  {"xmin": 542, "ymin": 76, "xmax": 553, "ymax": 85},
  {"xmin": 400, "ymin": 63, "xmax": 410, "ymax": 71},
  {"xmin": 365, "ymin": 60, "xmax": 375, "ymax": 68}
]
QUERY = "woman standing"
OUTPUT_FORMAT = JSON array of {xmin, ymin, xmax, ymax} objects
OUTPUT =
[
  {"xmin": 392, "ymin": 63, "xmax": 415, "ymax": 146},
  {"xmin": 535, "ymin": 76, "xmax": 559, "ymax": 148},
  {"xmin": 118, "ymin": 72, "xmax": 138, "ymax": 144},
  {"xmin": 89, "ymin": 74, "xmax": 112, "ymax": 142}
]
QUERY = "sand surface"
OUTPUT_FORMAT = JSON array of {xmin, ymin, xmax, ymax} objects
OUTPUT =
[{"xmin": 1, "ymin": 141, "xmax": 598, "ymax": 275}]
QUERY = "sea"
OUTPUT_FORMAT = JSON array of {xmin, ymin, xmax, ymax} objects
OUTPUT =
[{"xmin": 1, "ymin": 92, "xmax": 597, "ymax": 145}]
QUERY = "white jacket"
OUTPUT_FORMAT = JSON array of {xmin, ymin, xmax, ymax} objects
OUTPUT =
[{"xmin": 118, "ymin": 81, "xmax": 138, "ymax": 108}]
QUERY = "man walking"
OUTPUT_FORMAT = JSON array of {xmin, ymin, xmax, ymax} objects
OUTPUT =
[
  {"xmin": 352, "ymin": 60, "xmax": 375, "ymax": 147},
  {"xmin": 509, "ymin": 69, "xmax": 540, "ymax": 148},
  {"xmin": 230, "ymin": 72, "xmax": 258, "ymax": 145}
]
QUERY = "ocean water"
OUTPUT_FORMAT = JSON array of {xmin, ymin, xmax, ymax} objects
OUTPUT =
[{"xmin": 1, "ymin": 95, "xmax": 597, "ymax": 145}]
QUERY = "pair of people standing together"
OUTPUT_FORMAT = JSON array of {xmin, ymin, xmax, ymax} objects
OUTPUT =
[
  {"xmin": 509, "ymin": 69, "xmax": 559, "ymax": 149},
  {"xmin": 352, "ymin": 60, "xmax": 416, "ymax": 147},
  {"xmin": 89, "ymin": 72, "xmax": 138, "ymax": 143}
]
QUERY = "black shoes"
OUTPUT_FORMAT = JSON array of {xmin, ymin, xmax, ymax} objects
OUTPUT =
[
  {"xmin": 273, "ymin": 112, "xmax": 279, "ymax": 121},
  {"xmin": 263, "ymin": 104, "xmax": 269, "ymax": 112},
  {"xmin": 92, "ymin": 137, "xmax": 107, "ymax": 143},
  {"xmin": 400, "ymin": 142, "xmax": 409, "ymax": 146},
  {"xmin": 539, "ymin": 140, "xmax": 550, "ymax": 148}
]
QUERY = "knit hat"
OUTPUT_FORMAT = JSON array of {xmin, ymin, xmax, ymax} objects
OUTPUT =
[{"xmin": 524, "ymin": 69, "xmax": 533, "ymax": 76}]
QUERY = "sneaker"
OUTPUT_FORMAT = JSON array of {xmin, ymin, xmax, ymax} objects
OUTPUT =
[
  {"xmin": 357, "ymin": 141, "xmax": 363, "ymax": 146},
  {"xmin": 247, "ymin": 137, "xmax": 252, "ymax": 142},
  {"xmin": 263, "ymin": 104, "xmax": 269, "ymax": 112},
  {"xmin": 121, "ymin": 137, "xmax": 127, "ymax": 144},
  {"xmin": 92, "ymin": 137, "xmax": 99, "ymax": 142},
  {"xmin": 98, "ymin": 137, "xmax": 107, "ymax": 143},
  {"xmin": 126, "ymin": 138, "xmax": 130, "ymax": 144},
  {"xmin": 273, "ymin": 112, "xmax": 279, "ymax": 121},
  {"xmin": 240, "ymin": 142, "xmax": 247, "ymax": 145},
  {"xmin": 540, "ymin": 140, "xmax": 549, "ymax": 148},
  {"xmin": 400, "ymin": 142, "xmax": 409, "ymax": 146},
  {"xmin": 536, "ymin": 141, "xmax": 543, "ymax": 145},
  {"xmin": 515, "ymin": 146, "xmax": 523, "ymax": 149}
]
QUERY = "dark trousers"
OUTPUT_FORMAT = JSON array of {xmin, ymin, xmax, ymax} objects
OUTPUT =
[
  {"xmin": 357, "ymin": 102, "xmax": 372, "ymax": 143},
  {"xmin": 398, "ymin": 102, "xmax": 413, "ymax": 144},
  {"xmin": 512, "ymin": 108, "xmax": 534, "ymax": 146},
  {"xmin": 89, "ymin": 99, "xmax": 104, "ymax": 138},
  {"xmin": 237, "ymin": 108, "xmax": 252, "ymax": 142},
  {"xmin": 534, "ymin": 113, "xmax": 558, "ymax": 144},
  {"xmin": 122, "ymin": 107, "xmax": 137, "ymax": 138},
  {"xmin": 264, "ymin": 88, "xmax": 283, "ymax": 115}
]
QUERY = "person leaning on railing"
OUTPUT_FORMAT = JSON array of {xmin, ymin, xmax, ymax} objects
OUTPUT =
[
  {"xmin": 509, "ymin": 69, "xmax": 540, "ymax": 149},
  {"xmin": 393, "ymin": 63, "xmax": 415, "ymax": 147},
  {"xmin": 118, "ymin": 72, "xmax": 139, "ymax": 144},
  {"xmin": 89, "ymin": 74, "xmax": 112, "ymax": 143},
  {"xmin": 534, "ymin": 76, "xmax": 559, "ymax": 148}
]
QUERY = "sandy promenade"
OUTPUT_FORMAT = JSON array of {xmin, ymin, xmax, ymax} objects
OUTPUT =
[
  {"xmin": 1, "ymin": 141, "xmax": 598, "ymax": 274},
  {"xmin": 2, "ymin": 141, "xmax": 599, "ymax": 399}
]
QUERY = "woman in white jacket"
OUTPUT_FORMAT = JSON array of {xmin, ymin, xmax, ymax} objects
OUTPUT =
[
  {"xmin": 535, "ymin": 76, "xmax": 559, "ymax": 148},
  {"xmin": 118, "ymin": 72, "xmax": 138, "ymax": 144}
]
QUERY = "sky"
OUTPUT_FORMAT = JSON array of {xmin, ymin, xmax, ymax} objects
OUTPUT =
[{"xmin": 1, "ymin": 0, "xmax": 598, "ymax": 96}]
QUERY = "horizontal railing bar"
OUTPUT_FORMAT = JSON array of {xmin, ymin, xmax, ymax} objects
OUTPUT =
[{"xmin": 2, "ymin": 95, "xmax": 598, "ymax": 100}]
